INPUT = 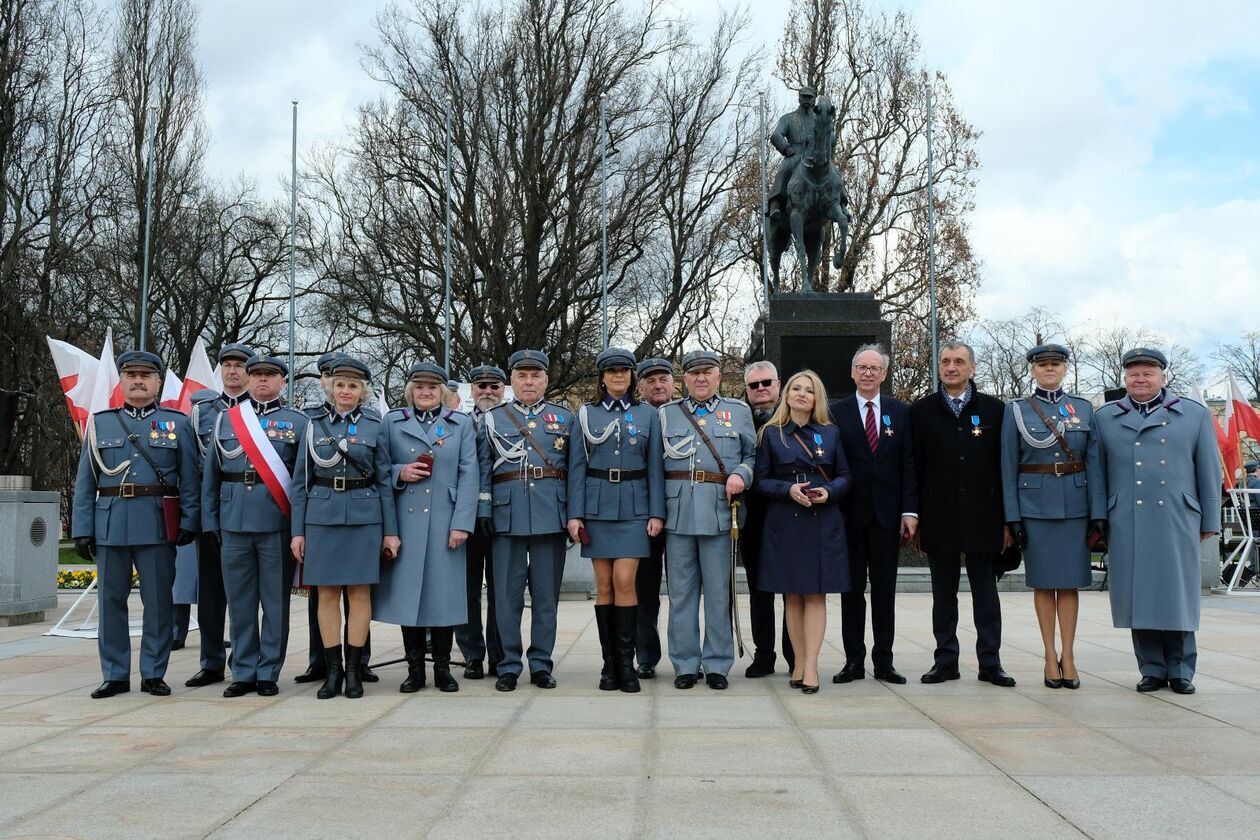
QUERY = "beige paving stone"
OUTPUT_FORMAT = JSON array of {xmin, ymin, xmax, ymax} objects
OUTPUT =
[
  {"xmin": 808, "ymin": 728, "xmax": 998, "ymax": 776},
  {"xmin": 516, "ymin": 693, "xmax": 653, "ymax": 728},
  {"xmin": 641, "ymin": 775, "xmax": 862, "ymax": 839},
  {"xmin": 107, "ymin": 697, "xmax": 267, "ymax": 728},
  {"xmin": 782, "ymin": 690, "xmax": 936, "ymax": 729},
  {"xmin": 150, "ymin": 726, "xmax": 351, "ymax": 775},
  {"xmin": 1197, "ymin": 775, "xmax": 1260, "ymax": 808},
  {"xmin": 655, "ymin": 694, "xmax": 788, "ymax": 728},
  {"xmin": 905, "ymin": 692, "xmax": 1081, "ymax": 728},
  {"xmin": 0, "ymin": 772, "xmax": 107, "ymax": 825},
  {"xmin": 233, "ymin": 691, "xmax": 406, "ymax": 728},
  {"xmin": 0, "ymin": 723, "xmax": 68, "ymax": 754},
  {"xmin": 653, "ymin": 728, "xmax": 818, "ymax": 777},
  {"xmin": 0, "ymin": 692, "xmax": 146, "ymax": 726},
  {"xmin": 425, "ymin": 775, "xmax": 643, "ymax": 839},
  {"xmin": 15, "ymin": 725, "xmax": 197, "ymax": 773},
  {"xmin": 373, "ymin": 694, "xmax": 526, "ymax": 728},
  {"xmin": 309, "ymin": 727, "xmax": 497, "ymax": 775},
  {"xmin": 1100, "ymin": 726, "xmax": 1260, "ymax": 775},
  {"xmin": 482, "ymin": 727, "xmax": 651, "ymax": 776},
  {"xmin": 953, "ymin": 726, "xmax": 1172, "ymax": 776}
]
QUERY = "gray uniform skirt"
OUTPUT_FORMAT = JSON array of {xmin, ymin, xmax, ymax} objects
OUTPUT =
[
  {"xmin": 582, "ymin": 519, "xmax": 651, "ymax": 559},
  {"xmin": 1023, "ymin": 517, "xmax": 1092, "ymax": 590},
  {"xmin": 302, "ymin": 523, "xmax": 382, "ymax": 586}
]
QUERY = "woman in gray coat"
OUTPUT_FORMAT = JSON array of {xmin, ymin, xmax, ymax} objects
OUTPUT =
[
  {"xmin": 291, "ymin": 357, "xmax": 398, "ymax": 699},
  {"xmin": 375, "ymin": 362, "xmax": 479, "ymax": 693},
  {"xmin": 566, "ymin": 348, "xmax": 665, "ymax": 693}
]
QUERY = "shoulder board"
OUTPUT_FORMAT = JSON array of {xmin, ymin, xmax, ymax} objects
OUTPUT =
[
  {"xmin": 93, "ymin": 407, "xmax": 120, "ymax": 418},
  {"xmin": 386, "ymin": 407, "xmax": 410, "ymax": 420},
  {"xmin": 663, "ymin": 398, "xmax": 684, "ymax": 408},
  {"xmin": 443, "ymin": 408, "xmax": 467, "ymax": 422}
]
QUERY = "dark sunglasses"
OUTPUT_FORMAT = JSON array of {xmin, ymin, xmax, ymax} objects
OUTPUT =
[
  {"xmin": 745, "ymin": 378, "xmax": 774, "ymax": 390},
  {"xmin": 473, "ymin": 382, "xmax": 502, "ymax": 390}
]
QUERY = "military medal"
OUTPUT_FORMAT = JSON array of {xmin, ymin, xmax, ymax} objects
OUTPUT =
[
  {"xmin": 150, "ymin": 420, "xmax": 159, "ymax": 439},
  {"xmin": 971, "ymin": 415, "xmax": 982, "ymax": 437},
  {"xmin": 528, "ymin": 420, "xmax": 537, "ymax": 428},
  {"xmin": 348, "ymin": 423, "xmax": 358, "ymax": 436},
  {"xmin": 165, "ymin": 421, "xmax": 176, "ymax": 440},
  {"xmin": 883, "ymin": 415, "xmax": 894, "ymax": 436},
  {"xmin": 1065, "ymin": 403, "xmax": 1080, "ymax": 425},
  {"xmin": 813, "ymin": 432, "xmax": 824, "ymax": 458},
  {"xmin": 554, "ymin": 437, "xmax": 565, "ymax": 451},
  {"xmin": 697, "ymin": 418, "xmax": 707, "ymax": 426}
]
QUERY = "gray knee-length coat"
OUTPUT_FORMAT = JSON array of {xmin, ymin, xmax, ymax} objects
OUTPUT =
[
  {"xmin": 373, "ymin": 407, "xmax": 480, "ymax": 627},
  {"xmin": 1094, "ymin": 393, "xmax": 1222, "ymax": 631}
]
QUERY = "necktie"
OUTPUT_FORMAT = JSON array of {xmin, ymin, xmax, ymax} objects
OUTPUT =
[{"xmin": 864, "ymin": 401, "xmax": 879, "ymax": 454}]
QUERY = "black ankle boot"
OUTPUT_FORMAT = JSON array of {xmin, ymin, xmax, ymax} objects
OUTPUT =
[
  {"xmin": 399, "ymin": 627, "xmax": 427, "ymax": 693},
  {"xmin": 431, "ymin": 627, "xmax": 459, "ymax": 692},
  {"xmin": 344, "ymin": 644, "xmax": 365, "ymax": 699},
  {"xmin": 595, "ymin": 604, "xmax": 619, "ymax": 691},
  {"xmin": 316, "ymin": 645, "xmax": 344, "ymax": 700},
  {"xmin": 613, "ymin": 606, "xmax": 640, "ymax": 693}
]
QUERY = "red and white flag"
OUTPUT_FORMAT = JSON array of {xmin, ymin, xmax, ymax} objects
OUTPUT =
[
  {"xmin": 225, "ymin": 400, "xmax": 293, "ymax": 515},
  {"xmin": 1228, "ymin": 372, "xmax": 1260, "ymax": 441},
  {"xmin": 178, "ymin": 338, "xmax": 218, "ymax": 412},
  {"xmin": 160, "ymin": 369, "xmax": 185, "ymax": 410},
  {"xmin": 46, "ymin": 337, "xmax": 99, "ymax": 437},
  {"xmin": 87, "ymin": 328, "xmax": 122, "ymax": 416},
  {"xmin": 1220, "ymin": 383, "xmax": 1244, "ymax": 488}
]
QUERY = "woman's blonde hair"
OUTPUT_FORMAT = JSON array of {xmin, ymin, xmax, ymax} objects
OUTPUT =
[
  {"xmin": 324, "ymin": 375, "xmax": 374, "ymax": 407},
  {"xmin": 758, "ymin": 369, "xmax": 831, "ymax": 443},
  {"xmin": 404, "ymin": 377, "xmax": 452, "ymax": 410}
]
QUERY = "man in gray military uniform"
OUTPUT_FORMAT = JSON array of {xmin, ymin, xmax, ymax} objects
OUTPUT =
[
  {"xmin": 72, "ymin": 350, "xmax": 201, "ymax": 698},
  {"xmin": 658, "ymin": 350, "xmax": 756, "ymax": 689},
  {"xmin": 478, "ymin": 349, "xmax": 572, "ymax": 692},
  {"xmin": 184, "ymin": 343, "xmax": 252, "ymax": 690},
  {"xmin": 202, "ymin": 355, "xmax": 310, "ymax": 697},
  {"xmin": 767, "ymin": 86, "xmax": 817, "ymax": 224},
  {"xmin": 1094, "ymin": 347, "xmax": 1221, "ymax": 694}
]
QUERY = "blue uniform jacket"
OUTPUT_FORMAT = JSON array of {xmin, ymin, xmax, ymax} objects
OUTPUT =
[
  {"xmin": 290, "ymin": 408, "xmax": 398, "ymax": 537},
  {"xmin": 1001, "ymin": 393, "xmax": 1106, "ymax": 522},
  {"xmin": 659, "ymin": 396, "xmax": 756, "ymax": 535},
  {"xmin": 477, "ymin": 400, "xmax": 573, "ymax": 536},
  {"xmin": 567, "ymin": 400, "xmax": 666, "ymax": 522},
  {"xmin": 201, "ymin": 400, "xmax": 310, "ymax": 533}
]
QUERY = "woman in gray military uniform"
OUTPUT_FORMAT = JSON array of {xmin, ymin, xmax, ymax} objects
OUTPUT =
[
  {"xmin": 1000, "ymin": 344, "xmax": 1106, "ymax": 689},
  {"xmin": 290, "ymin": 357, "xmax": 398, "ymax": 699},
  {"xmin": 566, "ymin": 348, "xmax": 665, "ymax": 693},
  {"xmin": 375, "ymin": 362, "xmax": 479, "ymax": 693}
]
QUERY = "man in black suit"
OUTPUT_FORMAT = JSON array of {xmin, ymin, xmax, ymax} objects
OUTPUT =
[
  {"xmin": 829, "ymin": 344, "xmax": 917, "ymax": 685},
  {"xmin": 909, "ymin": 340, "xmax": 1016, "ymax": 687}
]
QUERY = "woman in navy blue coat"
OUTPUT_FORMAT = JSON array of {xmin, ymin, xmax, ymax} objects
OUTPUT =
[{"xmin": 754, "ymin": 370, "xmax": 851, "ymax": 693}]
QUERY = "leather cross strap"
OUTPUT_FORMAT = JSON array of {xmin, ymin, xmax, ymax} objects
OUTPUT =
[
  {"xmin": 98, "ymin": 484, "xmax": 178, "ymax": 498},
  {"xmin": 502, "ymin": 407, "xmax": 558, "ymax": 469},
  {"xmin": 117, "ymin": 415, "xmax": 172, "ymax": 489},
  {"xmin": 1020, "ymin": 461, "xmax": 1085, "ymax": 476},
  {"xmin": 680, "ymin": 407, "xmax": 727, "ymax": 474},
  {"xmin": 493, "ymin": 468, "xmax": 567, "ymax": 484},
  {"xmin": 1024, "ymin": 399, "xmax": 1079, "ymax": 463},
  {"xmin": 665, "ymin": 469, "xmax": 728, "ymax": 484},
  {"xmin": 316, "ymin": 417, "xmax": 373, "ymax": 477},
  {"xmin": 790, "ymin": 430, "xmax": 831, "ymax": 483}
]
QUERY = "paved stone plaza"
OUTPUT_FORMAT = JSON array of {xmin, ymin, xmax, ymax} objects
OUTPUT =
[{"xmin": 2, "ymin": 590, "xmax": 1260, "ymax": 838}]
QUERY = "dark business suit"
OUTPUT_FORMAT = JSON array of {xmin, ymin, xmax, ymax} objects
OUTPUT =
[
  {"xmin": 909, "ymin": 384, "xmax": 1007, "ymax": 669},
  {"xmin": 831, "ymin": 394, "xmax": 917, "ymax": 670},
  {"xmin": 741, "ymin": 406, "xmax": 793, "ymax": 671}
]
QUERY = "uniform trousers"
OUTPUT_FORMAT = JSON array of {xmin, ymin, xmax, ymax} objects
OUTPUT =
[
  {"xmin": 172, "ymin": 605, "xmax": 190, "ymax": 642},
  {"xmin": 96, "ymin": 544, "xmax": 175, "ymax": 681},
  {"xmin": 493, "ymin": 534, "xmax": 566, "ymax": 676},
  {"xmin": 195, "ymin": 532, "xmax": 228, "ymax": 672},
  {"xmin": 305, "ymin": 590, "xmax": 372, "ymax": 666},
  {"xmin": 635, "ymin": 532, "xmax": 666, "ymax": 668},
  {"xmin": 928, "ymin": 551, "xmax": 1003, "ymax": 668},
  {"xmin": 456, "ymin": 528, "xmax": 501, "ymax": 667},
  {"xmin": 665, "ymin": 533, "xmax": 734, "ymax": 678},
  {"xmin": 841, "ymin": 522, "xmax": 901, "ymax": 668},
  {"xmin": 1131, "ymin": 629, "xmax": 1197, "ymax": 680},
  {"xmin": 222, "ymin": 531, "xmax": 294, "ymax": 683}
]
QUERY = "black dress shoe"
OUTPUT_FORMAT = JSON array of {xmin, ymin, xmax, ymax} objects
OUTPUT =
[
  {"xmin": 359, "ymin": 665, "xmax": 380, "ymax": 683},
  {"xmin": 801, "ymin": 683, "xmax": 820, "ymax": 694},
  {"xmin": 1136, "ymin": 676, "xmax": 1167, "ymax": 692},
  {"xmin": 744, "ymin": 658, "xmax": 776, "ymax": 678},
  {"xmin": 184, "ymin": 669, "xmax": 225, "ymax": 688},
  {"xmin": 257, "ymin": 681, "xmax": 279, "ymax": 696},
  {"xmin": 1044, "ymin": 663, "xmax": 1063, "ymax": 689},
  {"xmin": 789, "ymin": 678, "xmax": 804, "ymax": 689},
  {"xmin": 873, "ymin": 666, "xmax": 907, "ymax": 684},
  {"xmin": 832, "ymin": 662, "xmax": 865, "ymax": 684},
  {"xmin": 495, "ymin": 673, "xmax": 518, "ymax": 692},
  {"xmin": 637, "ymin": 664, "xmax": 656, "ymax": 680},
  {"xmin": 674, "ymin": 673, "xmax": 697, "ymax": 689},
  {"xmin": 705, "ymin": 673, "xmax": 729, "ymax": 690},
  {"xmin": 529, "ymin": 670, "xmax": 557, "ymax": 689},
  {"xmin": 978, "ymin": 666, "xmax": 1017, "ymax": 687},
  {"xmin": 293, "ymin": 664, "xmax": 326, "ymax": 684},
  {"xmin": 90, "ymin": 680, "xmax": 129, "ymax": 699},
  {"xmin": 223, "ymin": 681, "xmax": 257, "ymax": 698},
  {"xmin": 1169, "ymin": 677, "xmax": 1196, "ymax": 695},
  {"xmin": 1059, "ymin": 660, "xmax": 1080, "ymax": 690},
  {"xmin": 171, "ymin": 639, "xmax": 185, "ymax": 651},
  {"xmin": 920, "ymin": 664, "xmax": 961, "ymax": 683},
  {"xmin": 140, "ymin": 678, "xmax": 171, "ymax": 696},
  {"xmin": 464, "ymin": 661, "xmax": 484, "ymax": 680}
]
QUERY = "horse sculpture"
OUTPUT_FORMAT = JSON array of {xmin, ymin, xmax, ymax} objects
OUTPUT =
[{"xmin": 767, "ymin": 95, "xmax": 851, "ymax": 293}]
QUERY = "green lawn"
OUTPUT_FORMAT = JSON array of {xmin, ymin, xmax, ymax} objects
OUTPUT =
[{"xmin": 58, "ymin": 545, "xmax": 90, "ymax": 565}]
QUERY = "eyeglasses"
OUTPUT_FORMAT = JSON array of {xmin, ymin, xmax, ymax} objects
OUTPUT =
[
  {"xmin": 745, "ymin": 379, "xmax": 775, "ymax": 390},
  {"xmin": 473, "ymin": 382, "xmax": 502, "ymax": 390},
  {"xmin": 853, "ymin": 365, "xmax": 885, "ymax": 375}
]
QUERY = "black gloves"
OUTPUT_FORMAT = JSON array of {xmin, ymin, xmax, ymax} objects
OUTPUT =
[
  {"xmin": 175, "ymin": 529, "xmax": 198, "ymax": 546},
  {"xmin": 74, "ymin": 536, "xmax": 96, "ymax": 561},
  {"xmin": 1007, "ymin": 521, "xmax": 1028, "ymax": 550},
  {"xmin": 476, "ymin": 517, "xmax": 494, "ymax": 539}
]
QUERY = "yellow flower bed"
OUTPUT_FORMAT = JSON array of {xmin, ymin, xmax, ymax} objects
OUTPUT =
[{"xmin": 57, "ymin": 569, "xmax": 139, "ymax": 589}]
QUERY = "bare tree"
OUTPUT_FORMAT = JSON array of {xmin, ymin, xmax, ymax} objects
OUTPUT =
[
  {"xmin": 969, "ymin": 308, "xmax": 1067, "ymax": 401},
  {"xmin": 1077, "ymin": 324, "xmax": 1204, "ymax": 395},
  {"xmin": 1215, "ymin": 333, "xmax": 1260, "ymax": 400}
]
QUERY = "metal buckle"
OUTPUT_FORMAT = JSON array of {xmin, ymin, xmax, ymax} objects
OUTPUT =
[
  {"xmin": 1053, "ymin": 462, "xmax": 1064, "ymax": 477},
  {"xmin": 693, "ymin": 469, "xmax": 707, "ymax": 483},
  {"xmin": 531, "ymin": 466, "xmax": 545, "ymax": 480},
  {"xmin": 120, "ymin": 482, "xmax": 135, "ymax": 499},
  {"xmin": 608, "ymin": 468, "xmax": 622, "ymax": 483},
  {"xmin": 333, "ymin": 476, "xmax": 347, "ymax": 492},
  {"xmin": 243, "ymin": 470, "xmax": 257, "ymax": 486}
]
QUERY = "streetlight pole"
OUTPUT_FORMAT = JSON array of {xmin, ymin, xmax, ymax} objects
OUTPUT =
[
  {"xmin": 599, "ymin": 95, "xmax": 609, "ymax": 349},
  {"xmin": 926, "ymin": 79, "xmax": 939, "ymax": 368},
  {"xmin": 758, "ymin": 92, "xmax": 770, "ymax": 310},
  {"xmin": 444, "ymin": 100, "xmax": 453, "ymax": 372},
  {"xmin": 288, "ymin": 101, "xmax": 298, "ymax": 401},
  {"xmin": 138, "ymin": 106, "xmax": 157, "ymax": 352}
]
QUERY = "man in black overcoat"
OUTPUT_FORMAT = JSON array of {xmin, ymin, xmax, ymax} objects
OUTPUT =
[{"xmin": 909, "ymin": 340, "xmax": 1015, "ymax": 687}]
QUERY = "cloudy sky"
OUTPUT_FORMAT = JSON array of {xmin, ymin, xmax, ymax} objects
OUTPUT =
[{"xmin": 198, "ymin": 0, "xmax": 1260, "ymax": 374}]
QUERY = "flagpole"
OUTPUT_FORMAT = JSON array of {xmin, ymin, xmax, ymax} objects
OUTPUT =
[
  {"xmin": 599, "ymin": 94, "xmax": 609, "ymax": 349},
  {"xmin": 925, "ymin": 77, "xmax": 938, "ymax": 368},
  {"xmin": 759, "ymin": 91, "xmax": 770, "ymax": 310},
  {"xmin": 288, "ymin": 101, "xmax": 298, "ymax": 402},
  {"xmin": 444, "ymin": 99, "xmax": 453, "ymax": 372},
  {"xmin": 138, "ymin": 105, "xmax": 157, "ymax": 352}
]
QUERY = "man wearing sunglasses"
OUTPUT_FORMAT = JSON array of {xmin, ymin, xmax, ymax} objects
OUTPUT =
[
  {"xmin": 741, "ymin": 361, "xmax": 793, "ymax": 677},
  {"xmin": 455, "ymin": 364, "xmax": 508, "ymax": 679}
]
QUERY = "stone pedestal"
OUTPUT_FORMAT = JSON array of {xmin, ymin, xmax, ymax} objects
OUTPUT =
[
  {"xmin": 750, "ymin": 292, "xmax": 892, "ymax": 400},
  {"xmin": 0, "ymin": 478, "xmax": 60, "ymax": 625}
]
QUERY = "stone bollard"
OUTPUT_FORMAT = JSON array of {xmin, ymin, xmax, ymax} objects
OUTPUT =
[{"xmin": 0, "ymin": 476, "xmax": 59, "ymax": 625}]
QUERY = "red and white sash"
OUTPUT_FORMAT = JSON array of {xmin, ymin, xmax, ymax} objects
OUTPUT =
[{"xmin": 226, "ymin": 401, "xmax": 293, "ymax": 516}]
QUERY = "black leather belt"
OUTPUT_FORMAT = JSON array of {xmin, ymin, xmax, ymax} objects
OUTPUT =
[
  {"xmin": 587, "ymin": 467, "xmax": 647, "ymax": 483},
  {"xmin": 222, "ymin": 470, "xmax": 260, "ymax": 485},
  {"xmin": 98, "ymin": 484, "xmax": 178, "ymax": 498},
  {"xmin": 313, "ymin": 475, "xmax": 373, "ymax": 491},
  {"xmin": 493, "ymin": 468, "xmax": 567, "ymax": 484},
  {"xmin": 1020, "ymin": 462, "xmax": 1085, "ymax": 476}
]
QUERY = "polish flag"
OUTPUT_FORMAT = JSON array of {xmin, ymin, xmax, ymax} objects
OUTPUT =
[
  {"xmin": 86, "ymin": 328, "xmax": 123, "ymax": 415},
  {"xmin": 46, "ymin": 337, "xmax": 99, "ymax": 437},
  {"xmin": 160, "ymin": 369, "xmax": 185, "ymax": 410},
  {"xmin": 177, "ymin": 338, "xmax": 217, "ymax": 412},
  {"xmin": 1228, "ymin": 372, "xmax": 1260, "ymax": 441},
  {"xmin": 1221, "ymin": 384, "xmax": 1244, "ymax": 488}
]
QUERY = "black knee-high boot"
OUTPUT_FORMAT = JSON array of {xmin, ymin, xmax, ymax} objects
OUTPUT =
[
  {"xmin": 316, "ymin": 645, "xmax": 344, "ymax": 700},
  {"xmin": 595, "ymin": 604, "xmax": 619, "ymax": 691},
  {"xmin": 344, "ymin": 645, "xmax": 365, "ymax": 699},
  {"xmin": 431, "ymin": 627, "xmax": 459, "ymax": 692},
  {"xmin": 614, "ymin": 606, "xmax": 640, "ymax": 693},
  {"xmin": 400, "ymin": 626, "xmax": 427, "ymax": 693}
]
